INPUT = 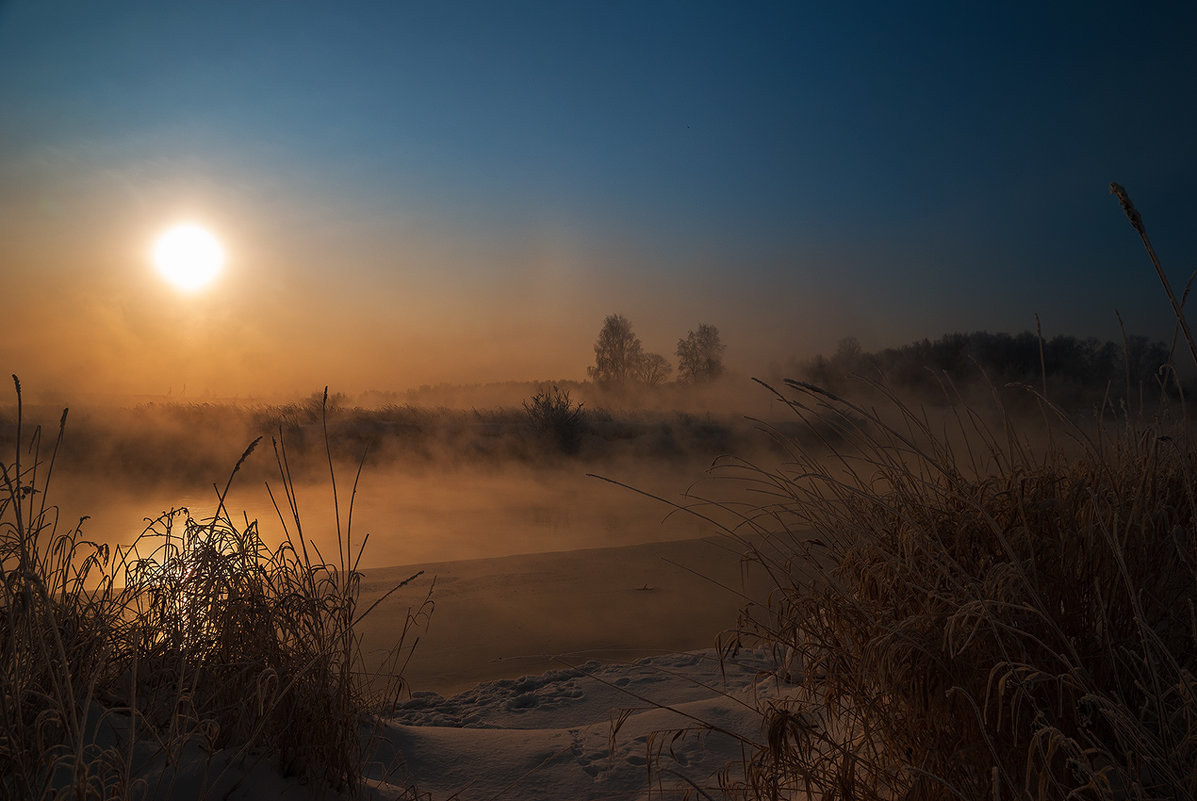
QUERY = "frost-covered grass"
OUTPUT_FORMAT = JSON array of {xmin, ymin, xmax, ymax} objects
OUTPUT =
[
  {"xmin": 693, "ymin": 185, "xmax": 1197, "ymax": 800},
  {"xmin": 0, "ymin": 385, "xmax": 427, "ymax": 800},
  {"xmin": 703, "ymin": 377, "xmax": 1197, "ymax": 800}
]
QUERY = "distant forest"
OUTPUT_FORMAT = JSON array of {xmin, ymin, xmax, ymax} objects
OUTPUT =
[{"xmin": 793, "ymin": 331, "xmax": 1190, "ymax": 410}]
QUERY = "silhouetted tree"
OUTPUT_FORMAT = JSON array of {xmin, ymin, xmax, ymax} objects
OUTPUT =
[
  {"xmin": 676, "ymin": 324, "xmax": 726, "ymax": 383},
  {"xmin": 806, "ymin": 337, "xmax": 871, "ymax": 392},
  {"xmin": 589, "ymin": 314, "xmax": 645, "ymax": 386},
  {"xmin": 834, "ymin": 336, "xmax": 862, "ymax": 362},
  {"xmin": 637, "ymin": 352, "xmax": 673, "ymax": 386}
]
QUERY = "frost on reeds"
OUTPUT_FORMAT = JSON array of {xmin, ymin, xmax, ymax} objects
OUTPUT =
[
  {"xmin": 697, "ymin": 188, "xmax": 1196, "ymax": 800},
  {"xmin": 0, "ymin": 382, "xmax": 426, "ymax": 800},
  {"xmin": 709, "ymin": 378, "xmax": 1194, "ymax": 800}
]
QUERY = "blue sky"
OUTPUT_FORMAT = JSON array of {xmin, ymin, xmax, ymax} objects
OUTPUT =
[{"xmin": 1, "ymin": 1, "xmax": 1194, "ymax": 396}]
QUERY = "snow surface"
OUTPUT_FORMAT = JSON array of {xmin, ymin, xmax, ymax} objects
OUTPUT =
[
  {"xmin": 137, "ymin": 648, "xmax": 784, "ymax": 800},
  {"xmin": 368, "ymin": 648, "xmax": 782, "ymax": 800},
  {"xmin": 55, "ymin": 537, "xmax": 790, "ymax": 800}
]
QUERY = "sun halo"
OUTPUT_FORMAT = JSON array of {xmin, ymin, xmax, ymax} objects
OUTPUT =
[{"xmin": 153, "ymin": 223, "xmax": 225, "ymax": 291}]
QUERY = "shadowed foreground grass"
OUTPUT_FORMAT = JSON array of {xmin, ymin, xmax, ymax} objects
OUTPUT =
[
  {"xmin": 0, "ymin": 385, "xmax": 427, "ymax": 801},
  {"xmin": 701, "ymin": 378, "xmax": 1196, "ymax": 800},
  {"xmin": 687, "ymin": 186, "xmax": 1196, "ymax": 800}
]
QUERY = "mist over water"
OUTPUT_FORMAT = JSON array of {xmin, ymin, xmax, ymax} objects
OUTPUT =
[
  {"xmin": 18, "ymin": 359, "xmax": 1111, "ymax": 575},
  {"xmin": 8, "ymin": 391, "xmax": 796, "ymax": 697},
  {"xmin": 8, "ymin": 377, "xmax": 1122, "ymax": 698},
  {"xmin": 53, "ymin": 457, "xmax": 723, "ymax": 570},
  {"xmin": 6, "ymin": 386, "xmax": 791, "ymax": 571}
]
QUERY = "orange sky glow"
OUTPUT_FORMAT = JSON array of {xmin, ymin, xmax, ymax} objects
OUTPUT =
[{"xmin": 2, "ymin": 3, "xmax": 1194, "ymax": 403}]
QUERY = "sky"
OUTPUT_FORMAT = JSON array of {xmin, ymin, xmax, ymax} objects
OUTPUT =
[{"xmin": 1, "ymin": 1, "xmax": 1195, "ymax": 400}]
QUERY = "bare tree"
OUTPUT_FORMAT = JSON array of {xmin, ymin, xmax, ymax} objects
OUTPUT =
[
  {"xmin": 676, "ymin": 323, "xmax": 726, "ymax": 383},
  {"xmin": 589, "ymin": 314, "xmax": 645, "ymax": 386},
  {"xmin": 637, "ymin": 352, "xmax": 673, "ymax": 386}
]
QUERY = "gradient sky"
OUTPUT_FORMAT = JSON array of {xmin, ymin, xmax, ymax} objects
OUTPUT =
[{"xmin": 1, "ymin": 1, "xmax": 1195, "ymax": 399}]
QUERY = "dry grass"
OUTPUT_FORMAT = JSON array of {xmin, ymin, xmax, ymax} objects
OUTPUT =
[
  {"xmin": 672, "ymin": 187, "xmax": 1197, "ymax": 800},
  {"xmin": 708, "ymin": 378, "xmax": 1195, "ymax": 800},
  {"xmin": 0, "ymin": 383, "xmax": 427, "ymax": 800}
]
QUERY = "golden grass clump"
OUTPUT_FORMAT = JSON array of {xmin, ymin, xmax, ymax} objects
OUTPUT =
[
  {"xmin": 712, "ymin": 378, "xmax": 1195, "ymax": 800},
  {"xmin": 0, "ymin": 381, "xmax": 424, "ymax": 800},
  {"xmin": 705, "ymin": 186, "xmax": 1196, "ymax": 800}
]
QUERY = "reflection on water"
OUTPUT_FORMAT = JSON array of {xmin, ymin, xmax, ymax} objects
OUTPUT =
[{"xmin": 53, "ymin": 463, "xmax": 710, "ymax": 569}]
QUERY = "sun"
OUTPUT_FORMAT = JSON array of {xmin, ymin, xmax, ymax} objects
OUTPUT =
[{"xmin": 152, "ymin": 223, "xmax": 225, "ymax": 291}]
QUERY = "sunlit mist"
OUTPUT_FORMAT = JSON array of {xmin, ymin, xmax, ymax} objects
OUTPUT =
[{"xmin": 152, "ymin": 223, "xmax": 225, "ymax": 291}]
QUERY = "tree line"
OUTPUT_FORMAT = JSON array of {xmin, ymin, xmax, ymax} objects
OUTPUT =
[
  {"xmin": 798, "ymin": 331, "xmax": 1185, "ymax": 408},
  {"xmin": 588, "ymin": 314, "xmax": 726, "ymax": 388}
]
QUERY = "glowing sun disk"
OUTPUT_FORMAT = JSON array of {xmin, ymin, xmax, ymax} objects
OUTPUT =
[{"xmin": 153, "ymin": 224, "xmax": 224, "ymax": 290}]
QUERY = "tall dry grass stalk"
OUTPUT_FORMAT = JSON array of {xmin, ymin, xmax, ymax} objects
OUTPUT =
[
  {"xmin": 0, "ymin": 381, "xmax": 425, "ymax": 800},
  {"xmin": 710, "ymin": 378, "xmax": 1195, "ymax": 800},
  {"xmin": 680, "ymin": 187, "xmax": 1197, "ymax": 800}
]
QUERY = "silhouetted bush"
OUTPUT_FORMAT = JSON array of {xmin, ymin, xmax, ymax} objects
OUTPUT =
[{"xmin": 522, "ymin": 385, "xmax": 586, "ymax": 454}]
